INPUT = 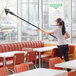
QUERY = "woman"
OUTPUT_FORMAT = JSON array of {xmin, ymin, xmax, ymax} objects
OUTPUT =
[{"xmin": 40, "ymin": 18, "xmax": 70, "ymax": 61}]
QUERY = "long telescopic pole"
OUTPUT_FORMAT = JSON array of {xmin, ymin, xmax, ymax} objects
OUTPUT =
[{"xmin": 5, "ymin": 9, "xmax": 57, "ymax": 39}]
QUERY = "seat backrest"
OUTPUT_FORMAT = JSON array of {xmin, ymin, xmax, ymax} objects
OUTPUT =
[
  {"xmin": 0, "ymin": 43, "xmax": 23, "ymax": 52},
  {"xmin": 14, "ymin": 53, "xmax": 25, "ymax": 65},
  {"xmin": 49, "ymin": 57, "xmax": 62, "ymax": 70},
  {"xmin": 67, "ymin": 71, "xmax": 76, "ymax": 76},
  {"xmin": 25, "ymin": 41, "xmax": 44, "ymax": 48},
  {"xmin": 52, "ymin": 48, "xmax": 57, "ymax": 57},
  {"xmin": 0, "ymin": 66, "xmax": 9, "ymax": 76},
  {"xmin": 0, "ymin": 41, "xmax": 44, "ymax": 53},
  {"xmin": 69, "ymin": 45, "xmax": 75, "ymax": 55},
  {"xmin": 14, "ymin": 63, "xmax": 29, "ymax": 73},
  {"xmin": 26, "ymin": 51, "xmax": 37, "ymax": 62}
]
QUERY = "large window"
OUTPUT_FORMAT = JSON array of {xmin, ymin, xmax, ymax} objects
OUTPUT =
[
  {"xmin": 72, "ymin": 0, "xmax": 76, "ymax": 43},
  {"xmin": 21, "ymin": 0, "xmax": 39, "ymax": 41},
  {"xmin": 0, "ymin": 0, "xmax": 18, "ymax": 43},
  {"xmin": 42, "ymin": 0, "xmax": 62, "ymax": 42},
  {"xmin": 42, "ymin": 0, "xmax": 51, "ymax": 41},
  {"xmin": 42, "ymin": 0, "xmax": 73, "ymax": 43},
  {"xmin": 0, "ymin": 0, "xmax": 75, "ymax": 44}
]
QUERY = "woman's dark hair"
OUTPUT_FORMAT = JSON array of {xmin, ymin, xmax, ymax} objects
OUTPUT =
[{"xmin": 56, "ymin": 18, "xmax": 65, "ymax": 35}]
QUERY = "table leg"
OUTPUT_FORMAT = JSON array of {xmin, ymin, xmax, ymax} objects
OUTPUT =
[
  {"xmin": 3, "ymin": 57, "xmax": 6, "ymax": 66},
  {"xmin": 39, "ymin": 52, "xmax": 41, "ymax": 68}
]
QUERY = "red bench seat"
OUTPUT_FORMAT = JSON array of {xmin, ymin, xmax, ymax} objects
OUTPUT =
[{"xmin": 0, "ymin": 41, "xmax": 52, "ymax": 66}]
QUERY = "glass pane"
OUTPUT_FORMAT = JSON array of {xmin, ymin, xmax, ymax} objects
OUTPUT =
[
  {"xmin": 42, "ymin": 0, "xmax": 70, "ymax": 42},
  {"xmin": 42, "ymin": 0, "xmax": 57, "ymax": 42},
  {"xmin": 21, "ymin": 0, "xmax": 39, "ymax": 41},
  {"xmin": 0, "ymin": 0, "xmax": 18, "ymax": 43},
  {"xmin": 72, "ymin": 0, "xmax": 76, "ymax": 43}
]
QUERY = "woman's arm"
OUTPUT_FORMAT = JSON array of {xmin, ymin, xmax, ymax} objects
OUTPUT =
[
  {"xmin": 65, "ymin": 32, "xmax": 70, "ymax": 39},
  {"xmin": 40, "ymin": 29, "xmax": 54, "ymax": 34}
]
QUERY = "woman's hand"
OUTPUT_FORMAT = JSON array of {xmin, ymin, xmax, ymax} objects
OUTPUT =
[
  {"xmin": 40, "ymin": 29, "xmax": 45, "ymax": 32},
  {"xmin": 65, "ymin": 32, "xmax": 70, "ymax": 39}
]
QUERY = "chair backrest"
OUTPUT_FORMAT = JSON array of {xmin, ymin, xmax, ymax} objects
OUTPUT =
[
  {"xmin": 26, "ymin": 51, "xmax": 37, "ymax": 62},
  {"xmin": 14, "ymin": 53, "xmax": 25, "ymax": 65},
  {"xmin": 52, "ymin": 48, "xmax": 57, "ymax": 57},
  {"xmin": 49, "ymin": 57, "xmax": 62, "ymax": 70},
  {"xmin": 14, "ymin": 63, "xmax": 29, "ymax": 73},
  {"xmin": 0, "ymin": 66, "xmax": 9, "ymax": 76},
  {"xmin": 67, "ymin": 71, "xmax": 76, "ymax": 76},
  {"xmin": 69, "ymin": 45, "xmax": 75, "ymax": 55}
]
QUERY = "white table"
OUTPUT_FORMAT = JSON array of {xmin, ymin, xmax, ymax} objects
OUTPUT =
[
  {"xmin": 8, "ymin": 68, "xmax": 67, "ymax": 76},
  {"xmin": 55, "ymin": 60, "xmax": 76, "ymax": 70},
  {"xmin": 0, "ymin": 51, "xmax": 27, "ymax": 66},
  {"xmin": 33, "ymin": 46, "xmax": 57, "ymax": 68}
]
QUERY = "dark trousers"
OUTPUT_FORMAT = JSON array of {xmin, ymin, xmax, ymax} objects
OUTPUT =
[
  {"xmin": 57, "ymin": 44, "xmax": 71, "ymax": 71},
  {"xmin": 57, "ymin": 44, "xmax": 69, "ymax": 61}
]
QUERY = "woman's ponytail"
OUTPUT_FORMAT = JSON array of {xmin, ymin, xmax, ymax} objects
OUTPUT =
[
  {"xmin": 56, "ymin": 18, "xmax": 66, "ymax": 35},
  {"xmin": 62, "ymin": 21, "xmax": 65, "ymax": 35}
]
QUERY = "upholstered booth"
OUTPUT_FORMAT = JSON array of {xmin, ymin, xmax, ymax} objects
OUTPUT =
[{"xmin": 0, "ymin": 41, "xmax": 51, "ymax": 66}]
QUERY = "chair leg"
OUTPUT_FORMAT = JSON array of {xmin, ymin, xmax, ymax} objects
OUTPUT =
[
  {"xmin": 9, "ymin": 69, "xmax": 14, "ymax": 74},
  {"xmin": 34, "ymin": 61, "xmax": 37, "ymax": 68},
  {"xmin": 34, "ymin": 58, "xmax": 37, "ymax": 68},
  {"xmin": 42, "ymin": 60, "xmax": 44, "ymax": 68},
  {"xmin": 34, "ymin": 65, "xmax": 37, "ymax": 68}
]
